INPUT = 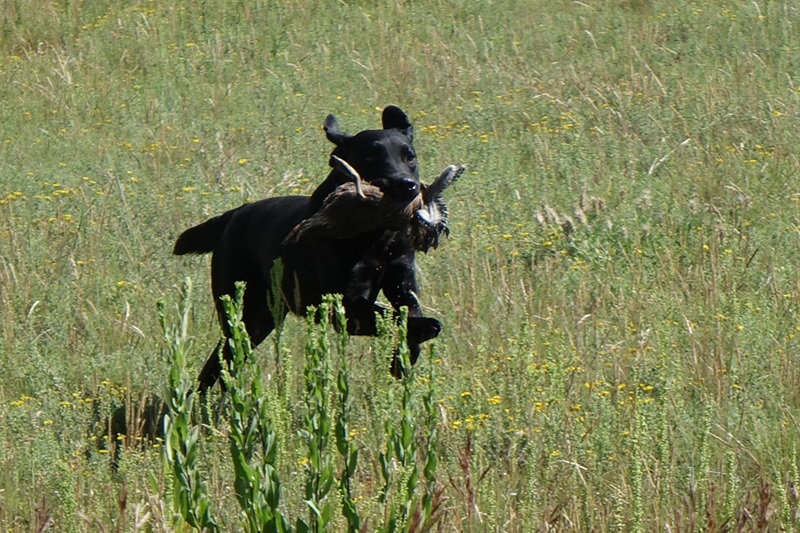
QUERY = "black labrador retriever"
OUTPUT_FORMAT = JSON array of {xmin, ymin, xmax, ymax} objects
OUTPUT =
[{"xmin": 174, "ymin": 106, "xmax": 442, "ymax": 391}]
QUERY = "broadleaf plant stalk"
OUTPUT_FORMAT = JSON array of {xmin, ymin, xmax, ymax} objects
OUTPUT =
[
  {"xmin": 161, "ymin": 278, "xmax": 219, "ymax": 532},
  {"xmin": 220, "ymin": 282, "xmax": 291, "ymax": 533},
  {"xmin": 296, "ymin": 296, "xmax": 336, "ymax": 533}
]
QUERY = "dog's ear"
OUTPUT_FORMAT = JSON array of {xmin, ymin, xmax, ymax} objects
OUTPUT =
[
  {"xmin": 382, "ymin": 105, "xmax": 414, "ymax": 141},
  {"xmin": 324, "ymin": 114, "xmax": 350, "ymax": 146}
]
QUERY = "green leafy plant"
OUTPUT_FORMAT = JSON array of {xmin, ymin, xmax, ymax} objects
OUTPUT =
[
  {"xmin": 219, "ymin": 282, "xmax": 290, "ymax": 533},
  {"xmin": 377, "ymin": 308, "xmax": 443, "ymax": 533},
  {"xmin": 161, "ymin": 278, "xmax": 218, "ymax": 532},
  {"xmin": 333, "ymin": 297, "xmax": 361, "ymax": 533},
  {"xmin": 296, "ymin": 296, "xmax": 337, "ymax": 533}
]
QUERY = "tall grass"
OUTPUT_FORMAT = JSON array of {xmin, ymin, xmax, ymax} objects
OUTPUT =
[{"xmin": 1, "ymin": 0, "xmax": 800, "ymax": 530}]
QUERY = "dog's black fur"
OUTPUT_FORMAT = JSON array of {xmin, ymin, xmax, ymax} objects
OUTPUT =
[{"xmin": 174, "ymin": 106, "xmax": 442, "ymax": 391}]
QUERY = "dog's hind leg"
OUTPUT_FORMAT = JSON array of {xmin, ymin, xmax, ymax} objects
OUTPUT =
[
  {"xmin": 197, "ymin": 279, "xmax": 279, "ymax": 392},
  {"xmin": 197, "ymin": 339, "xmax": 227, "ymax": 393},
  {"xmin": 197, "ymin": 319, "xmax": 275, "ymax": 393}
]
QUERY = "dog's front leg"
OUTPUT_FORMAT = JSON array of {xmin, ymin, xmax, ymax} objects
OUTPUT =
[
  {"xmin": 340, "ymin": 245, "xmax": 388, "ymax": 336},
  {"xmin": 382, "ymin": 248, "xmax": 442, "ymax": 375}
]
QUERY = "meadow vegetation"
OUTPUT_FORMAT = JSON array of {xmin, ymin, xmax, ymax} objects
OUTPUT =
[{"xmin": 1, "ymin": 0, "xmax": 800, "ymax": 530}]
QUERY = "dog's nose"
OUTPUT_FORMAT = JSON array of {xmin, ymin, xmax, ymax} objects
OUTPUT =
[{"xmin": 391, "ymin": 178, "xmax": 420, "ymax": 199}]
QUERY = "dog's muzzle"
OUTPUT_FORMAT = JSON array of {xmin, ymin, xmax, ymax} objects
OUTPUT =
[{"xmin": 380, "ymin": 177, "xmax": 420, "ymax": 202}]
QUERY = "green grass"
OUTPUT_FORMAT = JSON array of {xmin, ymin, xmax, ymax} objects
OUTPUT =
[{"xmin": 1, "ymin": 0, "xmax": 800, "ymax": 530}]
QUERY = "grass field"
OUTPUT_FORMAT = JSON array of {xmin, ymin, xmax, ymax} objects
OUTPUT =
[{"xmin": 1, "ymin": 0, "xmax": 800, "ymax": 530}]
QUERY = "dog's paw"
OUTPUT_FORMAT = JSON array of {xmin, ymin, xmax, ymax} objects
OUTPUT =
[{"xmin": 407, "ymin": 316, "xmax": 442, "ymax": 344}]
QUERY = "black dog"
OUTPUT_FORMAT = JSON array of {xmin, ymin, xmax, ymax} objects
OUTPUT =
[{"xmin": 174, "ymin": 106, "xmax": 442, "ymax": 391}]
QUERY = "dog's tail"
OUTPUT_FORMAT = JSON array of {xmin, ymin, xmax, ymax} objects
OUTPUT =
[{"xmin": 173, "ymin": 208, "xmax": 239, "ymax": 255}]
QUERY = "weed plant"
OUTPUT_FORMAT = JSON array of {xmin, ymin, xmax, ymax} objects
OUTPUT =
[
  {"xmin": 1, "ymin": 0, "xmax": 800, "ymax": 530},
  {"xmin": 160, "ymin": 278, "xmax": 218, "ymax": 531},
  {"xmin": 160, "ymin": 284, "xmax": 442, "ymax": 531}
]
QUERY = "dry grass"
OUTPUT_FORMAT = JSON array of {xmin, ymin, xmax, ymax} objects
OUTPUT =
[{"xmin": 1, "ymin": 0, "xmax": 800, "ymax": 530}]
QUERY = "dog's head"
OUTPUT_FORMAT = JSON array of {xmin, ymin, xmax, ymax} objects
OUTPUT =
[{"xmin": 323, "ymin": 106, "xmax": 420, "ymax": 203}]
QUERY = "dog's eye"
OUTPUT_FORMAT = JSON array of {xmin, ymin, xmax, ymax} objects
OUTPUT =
[{"xmin": 406, "ymin": 151, "xmax": 416, "ymax": 163}]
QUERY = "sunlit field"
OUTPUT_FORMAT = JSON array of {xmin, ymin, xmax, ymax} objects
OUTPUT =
[{"xmin": 2, "ymin": 0, "xmax": 800, "ymax": 530}]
